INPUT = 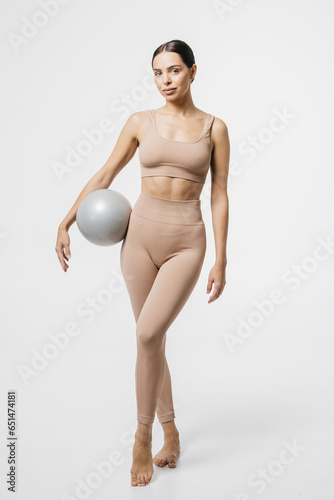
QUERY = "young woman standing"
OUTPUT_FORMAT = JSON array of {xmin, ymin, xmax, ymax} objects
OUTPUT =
[{"xmin": 55, "ymin": 39, "xmax": 230, "ymax": 487}]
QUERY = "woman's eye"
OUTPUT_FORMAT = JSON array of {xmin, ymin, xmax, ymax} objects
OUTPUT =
[{"xmin": 154, "ymin": 70, "xmax": 179, "ymax": 76}]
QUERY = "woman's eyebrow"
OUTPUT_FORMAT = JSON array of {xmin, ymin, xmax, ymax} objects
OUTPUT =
[{"xmin": 153, "ymin": 65, "xmax": 182, "ymax": 71}]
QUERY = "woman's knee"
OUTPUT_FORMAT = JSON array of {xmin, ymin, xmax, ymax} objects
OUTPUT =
[{"xmin": 136, "ymin": 321, "xmax": 164, "ymax": 350}]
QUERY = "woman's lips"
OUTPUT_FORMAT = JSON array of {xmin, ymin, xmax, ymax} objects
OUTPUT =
[{"xmin": 163, "ymin": 88, "xmax": 176, "ymax": 94}]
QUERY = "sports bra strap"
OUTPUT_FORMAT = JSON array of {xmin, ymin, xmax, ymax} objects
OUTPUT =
[
  {"xmin": 202, "ymin": 114, "xmax": 215, "ymax": 138},
  {"xmin": 146, "ymin": 109, "xmax": 155, "ymax": 126}
]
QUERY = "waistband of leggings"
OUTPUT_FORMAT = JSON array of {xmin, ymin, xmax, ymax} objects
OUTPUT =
[{"xmin": 132, "ymin": 190, "xmax": 204, "ymax": 225}]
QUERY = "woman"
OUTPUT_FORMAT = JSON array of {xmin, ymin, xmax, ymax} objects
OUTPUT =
[{"xmin": 55, "ymin": 39, "xmax": 230, "ymax": 487}]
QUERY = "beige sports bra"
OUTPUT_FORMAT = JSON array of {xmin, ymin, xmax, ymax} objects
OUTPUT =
[{"xmin": 139, "ymin": 109, "xmax": 215, "ymax": 184}]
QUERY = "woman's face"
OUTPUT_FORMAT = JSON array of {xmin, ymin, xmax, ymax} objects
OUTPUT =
[{"xmin": 152, "ymin": 51, "xmax": 196, "ymax": 99}]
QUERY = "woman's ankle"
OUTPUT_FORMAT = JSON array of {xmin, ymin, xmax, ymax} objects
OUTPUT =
[
  {"xmin": 162, "ymin": 420, "xmax": 179, "ymax": 439},
  {"xmin": 136, "ymin": 421, "xmax": 153, "ymax": 439}
]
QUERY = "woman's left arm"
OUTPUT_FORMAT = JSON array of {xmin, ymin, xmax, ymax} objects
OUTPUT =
[{"xmin": 207, "ymin": 118, "xmax": 230, "ymax": 304}]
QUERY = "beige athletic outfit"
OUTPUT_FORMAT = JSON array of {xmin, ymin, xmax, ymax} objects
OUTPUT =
[{"xmin": 120, "ymin": 109, "xmax": 215, "ymax": 424}]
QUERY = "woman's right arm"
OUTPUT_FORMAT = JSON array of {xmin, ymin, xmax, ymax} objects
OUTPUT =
[{"xmin": 55, "ymin": 111, "xmax": 142, "ymax": 272}]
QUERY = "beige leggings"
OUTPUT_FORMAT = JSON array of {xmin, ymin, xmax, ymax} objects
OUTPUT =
[{"xmin": 120, "ymin": 190, "xmax": 206, "ymax": 425}]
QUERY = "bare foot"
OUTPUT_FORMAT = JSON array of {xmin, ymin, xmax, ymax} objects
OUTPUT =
[
  {"xmin": 153, "ymin": 439, "xmax": 180, "ymax": 467},
  {"xmin": 153, "ymin": 420, "xmax": 181, "ymax": 468},
  {"xmin": 130, "ymin": 425, "xmax": 154, "ymax": 486}
]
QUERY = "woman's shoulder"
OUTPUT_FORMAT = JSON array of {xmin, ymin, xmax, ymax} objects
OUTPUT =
[
  {"xmin": 197, "ymin": 108, "xmax": 227, "ymax": 128},
  {"xmin": 209, "ymin": 114, "xmax": 229, "ymax": 149},
  {"xmin": 128, "ymin": 110, "xmax": 147, "ymax": 124},
  {"xmin": 210, "ymin": 114, "xmax": 228, "ymax": 133},
  {"xmin": 126, "ymin": 110, "xmax": 148, "ymax": 136}
]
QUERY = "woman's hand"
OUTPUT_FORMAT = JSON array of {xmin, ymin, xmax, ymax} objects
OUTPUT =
[
  {"xmin": 206, "ymin": 262, "xmax": 227, "ymax": 303},
  {"xmin": 55, "ymin": 226, "xmax": 71, "ymax": 272}
]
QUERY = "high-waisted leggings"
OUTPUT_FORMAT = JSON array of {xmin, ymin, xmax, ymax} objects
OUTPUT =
[{"xmin": 120, "ymin": 190, "xmax": 206, "ymax": 425}]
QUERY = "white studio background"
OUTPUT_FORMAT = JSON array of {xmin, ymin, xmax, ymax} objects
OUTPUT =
[{"xmin": 1, "ymin": 0, "xmax": 333, "ymax": 499}]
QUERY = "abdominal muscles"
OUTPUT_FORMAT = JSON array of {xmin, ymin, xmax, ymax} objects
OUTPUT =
[{"xmin": 141, "ymin": 176, "xmax": 204, "ymax": 201}]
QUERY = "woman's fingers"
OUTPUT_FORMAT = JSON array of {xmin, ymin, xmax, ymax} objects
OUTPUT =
[
  {"xmin": 55, "ymin": 227, "xmax": 71, "ymax": 272},
  {"xmin": 64, "ymin": 244, "xmax": 71, "ymax": 259},
  {"xmin": 63, "ymin": 250, "xmax": 69, "ymax": 268},
  {"xmin": 207, "ymin": 281, "xmax": 225, "ymax": 303},
  {"xmin": 62, "ymin": 247, "xmax": 69, "ymax": 270},
  {"xmin": 55, "ymin": 244, "xmax": 69, "ymax": 271}
]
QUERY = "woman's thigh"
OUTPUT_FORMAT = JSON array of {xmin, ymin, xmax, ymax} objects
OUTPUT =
[
  {"xmin": 120, "ymin": 212, "xmax": 159, "ymax": 322},
  {"xmin": 136, "ymin": 238, "xmax": 206, "ymax": 339}
]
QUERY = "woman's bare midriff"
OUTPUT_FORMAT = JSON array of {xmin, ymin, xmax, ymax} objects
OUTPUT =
[{"xmin": 141, "ymin": 176, "xmax": 204, "ymax": 201}]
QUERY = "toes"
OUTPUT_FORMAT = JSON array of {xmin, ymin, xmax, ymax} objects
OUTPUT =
[
  {"xmin": 167, "ymin": 454, "xmax": 177, "ymax": 467},
  {"xmin": 153, "ymin": 450, "xmax": 179, "ymax": 468},
  {"xmin": 138, "ymin": 475, "xmax": 147, "ymax": 486},
  {"xmin": 144, "ymin": 473, "xmax": 152, "ymax": 484},
  {"xmin": 136, "ymin": 475, "xmax": 144, "ymax": 486},
  {"xmin": 131, "ymin": 472, "xmax": 148, "ymax": 486}
]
